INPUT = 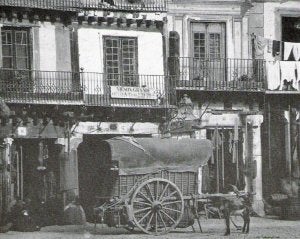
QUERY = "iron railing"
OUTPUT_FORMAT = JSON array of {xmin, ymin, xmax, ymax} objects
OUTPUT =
[
  {"xmin": 0, "ymin": 68, "xmax": 175, "ymax": 107},
  {"xmin": 0, "ymin": 0, "xmax": 79, "ymax": 11},
  {"xmin": 0, "ymin": 0, "xmax": 167, "ymax": 12},
  {"xmin": 169, "ymin": 57, "xmax": 266, "ymax": 92},
  {"xmin": 80, "ymin": 0, "xmax": 167, "ymax": 12}
]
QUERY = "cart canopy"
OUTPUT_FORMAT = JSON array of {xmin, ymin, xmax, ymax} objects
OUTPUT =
[{"xmin": 104, "ymin": 137, "xmax": 213, "ymax": 175}]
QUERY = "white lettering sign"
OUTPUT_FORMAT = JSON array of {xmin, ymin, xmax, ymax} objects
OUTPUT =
[
  {"xmin": 17, "ymin": 127, "xmax": 27, "ymax": 136},
  {"xmin": 110, "ymin": 86, "xmax": 157, "ymax": 100}
]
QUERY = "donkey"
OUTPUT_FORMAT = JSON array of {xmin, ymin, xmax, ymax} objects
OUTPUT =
[{"xmin": 222, "ymin": 185, "xmax": 253, "ymax": 236}]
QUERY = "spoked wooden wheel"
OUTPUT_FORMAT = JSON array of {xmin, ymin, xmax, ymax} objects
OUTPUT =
[{"xmin": 130, "ymin": 178, "xmax": 184, "ymax": 235}]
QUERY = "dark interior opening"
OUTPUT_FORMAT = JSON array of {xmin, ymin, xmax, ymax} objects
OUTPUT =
[{"xmin": 282, "ymin": 16, "xmax": 300, "ymax": 61}]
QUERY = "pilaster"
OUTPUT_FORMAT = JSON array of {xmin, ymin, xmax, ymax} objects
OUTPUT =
[{"xmin": 246, "ymin": 114, "xmax": 264, "ymax": 216}]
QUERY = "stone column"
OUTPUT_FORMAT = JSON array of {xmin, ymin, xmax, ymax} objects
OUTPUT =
[
  {"xmin": 195, "ymin": 129, "xmax": 207, "ymax": 194},
  {"xmin": 56, "ymin": 136, "xmax": 83, "ymax": 206},
  {"xmin": 246, "ymin": 115, "xmax": 264, "ymax": 216},
  {"xmin": 1, "ymin": 138, "xmax": 14, "ymax": 219}
]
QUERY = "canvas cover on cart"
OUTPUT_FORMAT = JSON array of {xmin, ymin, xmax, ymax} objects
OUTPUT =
[{"xmin": 104, "ymin": 137, "xmax": 213, "ymax": 175}]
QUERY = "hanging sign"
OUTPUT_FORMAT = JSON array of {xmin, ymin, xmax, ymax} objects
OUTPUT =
[
  {"xmin": 17, "ymin": 127, "xmax": 27, "ymax": 136},
  {"xmin": 110, "ymin": 86, "xmax": 157, "ymax": 100}
]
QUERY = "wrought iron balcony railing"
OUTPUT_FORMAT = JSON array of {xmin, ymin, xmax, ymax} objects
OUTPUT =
[
  {"xmin": 0, "ymin": 0, "xmax": 167, "ymax": 12},
  {"xmin": 169, "ymin": 57, "xmax": 265, "ymax": 92},
  {"xmin": 80, "ymin": 0, "xmax": 167, "ymax": 12},
  {"xmin": 0, "ymin": 0, "xmax": 79, "ymax": 11},
  {"xmin": 0, "ymin": 68, "xmax": 175, "ymax": 108}
]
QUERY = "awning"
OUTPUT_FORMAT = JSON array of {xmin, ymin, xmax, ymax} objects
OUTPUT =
[{"xmin": 105, "ymin": 137, "xmax": 213, "ymax": 175}]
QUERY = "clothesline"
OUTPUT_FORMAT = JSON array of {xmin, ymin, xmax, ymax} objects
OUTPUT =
[
  {"xmin": 251, "ymin": 33, "xmax": 300, "ymax": 61},
  {"xmin": 249, "ymin": 32, "xmax": 299, "ymax": 44},
  {"xmin": 266, "ymin": 61, "xmax": 300, "ymax": 91}
]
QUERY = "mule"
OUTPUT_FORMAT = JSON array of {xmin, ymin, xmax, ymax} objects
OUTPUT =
[{"xmin": 222, "ymin": 185, "xmax": 252, "ymax": 236}]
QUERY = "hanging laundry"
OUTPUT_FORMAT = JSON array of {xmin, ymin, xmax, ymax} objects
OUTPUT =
[
  {"xmin": 295, "ymin": 62, "xmax": 300, "ymax": 90},
  {"xmin": 267, "ymin": 39, "xmax": 273, "ymax": 53},
  {"xmin": 211, "ymin": 128, "xmax": 222, "ymax": 165},
  {"xmin": 212, "ymin": 128, "xmax": 222, "ymax": 147},
  {"xmin": 232, "ymin": 119, "xmax": 239, "ymax": 163},
  {"xmin": 284, "ymin": 42, "xmax": 294, "ymax": 60},
  {"xmin": 292, "ymin": 43, "xmax": 300, "ymax": 61},
  {"xmin": 280, "ymin": 61, "xmax": 297, "ymax": 90},
  {"xmin": 254, "ymin": 36, "xmax": 268, "ymax": 57},
  {"xmin": 210, "ymin": 150, "xmax": 215, "ymax": 164},
  {"xmin": 266, "ymin": 61, "xmax": 281, "ymax": 90},
  {"xmin": 228, "ymin": 131, "xmax": 233, "ymax": 153},
  {"xmin": 272, "ymin": 40, "xmax": 281, "ymax": 57}
]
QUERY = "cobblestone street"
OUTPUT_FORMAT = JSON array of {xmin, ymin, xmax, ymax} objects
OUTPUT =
[{"xmin": 0, "ymin": 217, "xmax": 299, "ymax": 239}]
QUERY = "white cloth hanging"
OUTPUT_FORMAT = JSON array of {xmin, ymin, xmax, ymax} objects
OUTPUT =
[
  {"xmin": 284, "ymin": 42, "xmax": 294, "ymax": 60},
  {"xmin": 280, "ymin": 61, "xmax": 297, "ymax": 90},
  {"xmin": 254, "ymin": 36, "xmax": 268, "ymax": 57},
  {"xmin": 267, "ymin": 39, "xmax": 273, "ymax": 53},
  {"xmin": 266, "ymin": 61, "xmax": 281, "ymax": 90},
  {"xmin": 296, "ymin": 62, "xmax": 300, "ymax": 90},
  {"xmin": 292, "ymin": 43, "xmax": 300, "ymax": 61}
]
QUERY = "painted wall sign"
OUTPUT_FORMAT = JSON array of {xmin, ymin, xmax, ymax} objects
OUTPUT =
[
  {"xmin": 110, "ymin": 86, "xmax": 157, "ymax": 99},
  {"xmin": 72, "ymin": 122, "xmax": 159, "ymax": 135},
  {"xmin": 17, "ymin": 127, "xmax": 27, "ymax": 136}
]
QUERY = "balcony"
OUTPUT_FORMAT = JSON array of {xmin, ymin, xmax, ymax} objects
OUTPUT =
[
  {"xmin": 0, "ymin": 68, "xmax": 174, "ymax": 108},
  {"xmin": 0, "ymin": 0, "xmax": 167, "ymax": 12},
  {"xmin": 80, "ymin": 0, "xmax": 167, "ymax": 12},
  {"xmin": 0, "ymin": 0, "xmax": 79, "ymax": 11},
  {"xmin": 169, "ymin": 57, "xmax": 265, "ymax": 92}
]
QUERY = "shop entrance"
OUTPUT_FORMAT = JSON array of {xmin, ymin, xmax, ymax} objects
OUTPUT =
[
  {"xmin": 10, "ymin": 139, "xmax": 61, "ymax": 219},
  {"xmin": 204, "ymin": 128, "xmax": 244, "ymax": 193}
]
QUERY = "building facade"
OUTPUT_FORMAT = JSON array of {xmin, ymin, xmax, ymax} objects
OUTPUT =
[
  {"xmin": 166, "ymin": 0, "xmax": 300, "ymax": 217},
  {"xmin": 0, "ymin": 0, "xmax": 170, "ymax": 223},
  {"xmin": 0, "ymin": 0, "xmax": 300, "ymax": 223},
  {"xmin": 166, "ymin": 0, "xmax": 266, "ymax": 215}
]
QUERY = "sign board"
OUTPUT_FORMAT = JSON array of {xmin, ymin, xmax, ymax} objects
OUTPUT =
[
  {"xmin": 17, "ymin": 127, "xmax": 27, "ymax": 136},
  {"xmin": 72, "ymin": 122, "xmax": 159, "ymax": 135},
  {"xmin": 110, "ymin": 86, "xmax": 157, "ymax": 100}
]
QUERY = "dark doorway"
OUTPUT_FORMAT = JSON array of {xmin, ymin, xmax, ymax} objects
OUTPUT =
[
  {"xmin": 205, "ymin": 128, "xmax": 244, "ymax": 194},
  {"xmin": 77, "ymin": 135, "xmax": 117, "ymax": 221},
  {"xmin": 282, "ymin": 17, "xmax": 300, "ymax": 61},
  {"xmin": 12, "ymin": 139, "xmax": 61, "ymax": 225},
  {"xmin": 282, "ymin": 17, "xmax": 300, "ymax": 42}
]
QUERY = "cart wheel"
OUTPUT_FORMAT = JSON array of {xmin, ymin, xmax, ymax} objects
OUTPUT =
[{"xmin": 130, "ymin": 178, "xmax": 184, "ymax": 235}]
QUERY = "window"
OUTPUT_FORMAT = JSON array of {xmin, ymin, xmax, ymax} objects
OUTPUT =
[
  {"xmin": 104, "ymin": 36, "xmax": 138, "ymax": 86},
  {"xmin": 1, "ymin": 27, "xmax": 31, "ymax": 91},
  {"xmin": 2, "ymin": 27, "xmax": 30, "ymax": 69},
  {"xmin": 190, "ymin": 22, "xmax": 226, "ymax": 82},
  {"xmin": 191, "ymin": 22, "xmax": 225, "ymax": 59}
]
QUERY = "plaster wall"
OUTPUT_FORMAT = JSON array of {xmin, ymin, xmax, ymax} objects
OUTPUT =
[
  {"xmin": 264, "ymin": 1, "xmax": 300, "ymax": 41},
  {"xmin": 167, "ymin": 2, "xmax": 249, "ymax": 61},
  {"xmin": 78, "ymin": 28, "xmax": 165, "ymax": 95},
  {"xmin": 263, "ymin": 1, "xmax": 300, "ymax": 60},
  {"xmin": 39, "ymin": 23, "xmax": 56, "ymax": 71},
  {"xmin": 36, "ymin": 23, "xmax": 73, "ymax": 92}
]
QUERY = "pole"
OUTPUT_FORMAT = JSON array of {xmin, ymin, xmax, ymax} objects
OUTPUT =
[
  {"xmin": 268, "ymin": 101, "xmax": 272, "ymax": 170},
  {"xmin": 221, "ymin": 130, "xmax": 225, "ymax": 190},
  {"xmin": 215, "ymin": 127, "xmax": 220, "ymax": 193},
  {"xmin": 285, "ymin": 105, "xmax": 292, "ymax": 183},
  {"xmin": 20, "ymin": 145, "xmax": 23, "ymax": 201},
  {"xmin": 234, "ymin": 119, "xmax": 239, "ymax": 186},
  {"xmin": 16, "ymin": 152, "xmax": 20, "ymax": 198}
]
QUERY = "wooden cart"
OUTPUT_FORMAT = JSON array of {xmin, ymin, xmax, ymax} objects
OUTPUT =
[{"xmin": 84, "ymin": 136, "xmax": 213, "ymax": 235}]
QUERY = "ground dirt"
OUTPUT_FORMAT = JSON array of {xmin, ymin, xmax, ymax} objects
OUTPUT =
[{"xmin": 0, "ymin": 216, "xmax": 299, "ymax": 239}]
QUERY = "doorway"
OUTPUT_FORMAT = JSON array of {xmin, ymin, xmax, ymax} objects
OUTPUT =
[
  {"xmin": 13, "ymin": 140, "xmax": 61, "ymax": 213},
  {"xmin": 205, "ymin": 128, "xmax": 244, "ymax": 193},
  {"xmin": 189, "ymin": 22, "xmax": 226, "ymax": 82},
  {"xmin": 282, "ymin": 17, "xmax": 300, "ymax": 60}
]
